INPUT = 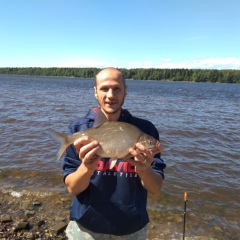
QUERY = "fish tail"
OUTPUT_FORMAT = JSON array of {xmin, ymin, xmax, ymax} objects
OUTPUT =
[{"xmin": 51, "ymin": 130, "xmax": 70, "ymax": 160}]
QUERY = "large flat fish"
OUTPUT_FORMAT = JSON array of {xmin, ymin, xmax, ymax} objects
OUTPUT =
[{"xmin": 52, "ymin": 110, "xmax": 162, "ymax": 169}]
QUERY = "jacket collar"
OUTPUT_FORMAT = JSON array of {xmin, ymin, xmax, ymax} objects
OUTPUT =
[{"xmin": 84, "ymin": 107, "xmax": 132, "ymax": 122}]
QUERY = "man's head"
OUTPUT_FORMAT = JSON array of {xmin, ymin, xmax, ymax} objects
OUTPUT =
[{"xmin": 94, "ymin": 67, "xmax": 127, "ymax": 121}]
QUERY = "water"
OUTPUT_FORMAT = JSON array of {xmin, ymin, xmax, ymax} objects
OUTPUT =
[{"xmin": 0, "ymin": 74, "xmax": 240, "ymax": 239}]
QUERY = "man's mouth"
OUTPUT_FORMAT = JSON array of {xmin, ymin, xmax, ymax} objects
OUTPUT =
[{"xmin": 105, "ymin": 101, "xmax": 117, "ymax": 106}]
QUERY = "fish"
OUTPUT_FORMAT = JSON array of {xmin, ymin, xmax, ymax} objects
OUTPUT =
[{"xmin": 52, "ymin": 109, "xmax": 162, "ymax": 169}]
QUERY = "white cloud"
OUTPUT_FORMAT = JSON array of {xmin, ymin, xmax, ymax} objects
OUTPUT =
[
  {"xmin": 126, "ymin": 57, "xmax": 240, "ymax": 70},
  {"xmin": 126, "ymin": 60, "xmax": 153, "ymax": 69},
  {"xmin": 59, "ymin": 59, "xmax": 115, "ymax": 68},
  {"xmin": 47, "ymin": 57, "xmax": 240, "ymax": 70}
]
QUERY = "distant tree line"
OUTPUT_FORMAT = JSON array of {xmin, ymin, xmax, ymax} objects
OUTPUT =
[{"xmin": 0, "ymin": 67, "xmax": 239, "ymax": 83}]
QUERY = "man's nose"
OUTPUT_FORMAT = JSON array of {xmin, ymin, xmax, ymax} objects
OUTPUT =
[{"xmin": 106, "ymin": 89, "xmax": 114, "ymax": 97}]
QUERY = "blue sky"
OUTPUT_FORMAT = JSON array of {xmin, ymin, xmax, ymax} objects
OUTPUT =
[{"xmin": 0, "ymin": 0, "xmax": 239, "ymax": 69}]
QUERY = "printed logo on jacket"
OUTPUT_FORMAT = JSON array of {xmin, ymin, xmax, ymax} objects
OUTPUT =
[{"xmin": 94, "ymin": 159, "xmax": 138, "ymax": 178}]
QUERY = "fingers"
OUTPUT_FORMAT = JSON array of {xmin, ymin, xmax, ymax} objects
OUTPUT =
[
  {"xmin": 74, "ymin": 136, "xmax": 91, "ymax": 152},
  {"xmin": 154, "ymin": 141, "xmax": 163, "ymax": 154},
  {"xmin": 128, "ymin": 141, "xmax": 162, "ymax": 168},
  {"xmin": 128, "ymin": 143, "xmax": 152, "ymax": 167},
  {"xmin": 136, "ymin": 141, "xmax": 162, "ymax": 157},
  {"xmin": 74, "ymin": 137, "xmax": 100, "ymax": 162},
  {"xmin": 136, "ymin": 143, "xmax": 153, "ymax": 162}
]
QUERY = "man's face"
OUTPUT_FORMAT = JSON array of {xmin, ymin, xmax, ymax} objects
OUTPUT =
[{"xmin": 94, "ymin": 69, "xmax": 127, "ymax": 120}]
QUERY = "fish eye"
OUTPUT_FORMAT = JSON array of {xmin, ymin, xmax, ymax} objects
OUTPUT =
[{"xmin": 148, "ymin": 140, "xmax": 152, "ymax": 144}]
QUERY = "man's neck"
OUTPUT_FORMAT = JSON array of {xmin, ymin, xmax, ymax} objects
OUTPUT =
[{"xmin": 102, "ymin": 109, "xmax": 122, "ymax": 121}]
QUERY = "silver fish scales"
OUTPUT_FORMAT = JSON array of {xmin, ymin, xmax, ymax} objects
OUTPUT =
[{"xmin": 52, "ymin": 114, "xmax": 161, "ymax": 169}]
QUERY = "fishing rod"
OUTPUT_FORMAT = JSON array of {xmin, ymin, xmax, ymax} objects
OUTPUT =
[{"xmin": 183, "ymin": 192, "xmax": 188, "ymax": 240}]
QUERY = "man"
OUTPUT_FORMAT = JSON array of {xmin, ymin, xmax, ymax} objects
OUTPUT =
[{"xmin": 62, "ymin": 67, "xmax": 166, "ymax": 239}]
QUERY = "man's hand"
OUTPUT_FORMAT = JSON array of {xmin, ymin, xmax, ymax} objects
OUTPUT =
[
  {"xmin": 65, "ymin": 137, "xmax": 100, "ymax": 196},
  {"xmin": 74, "ymin": 137, "xmax": 100, "ymax": 171},
  {"xmin": 127, "ymin": 141, "xmax": 162, "ymax": 173},
  {"xmin": 125, "ymin": 141, "xmax": 163, "ymax": 194}
]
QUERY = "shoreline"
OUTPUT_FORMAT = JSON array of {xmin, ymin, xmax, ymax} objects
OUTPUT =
[
  {"xmin": 1, "ymin": 190, "xmax": 237, "ymax": 240},
  {"xmin": 0, "ymin": 190, "xmax": 70, "ymax": 239}
]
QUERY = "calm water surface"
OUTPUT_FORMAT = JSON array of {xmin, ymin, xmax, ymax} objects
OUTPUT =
[{"xmin": 0, "ymin": 74, "xmax": 239, "ymax": 239}]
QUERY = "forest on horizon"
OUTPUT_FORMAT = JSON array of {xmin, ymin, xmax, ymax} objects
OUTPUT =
[{"xmin": 0, "ymin": 67, "xmax": 239, "ymax": 83}]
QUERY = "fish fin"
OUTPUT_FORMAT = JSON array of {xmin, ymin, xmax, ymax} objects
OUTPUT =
[
  {"xmin": 109, "ymin": 158, "xmax": 118, "ymax": 169},
  {"xmin": 51, "ymin": 130, "xmax": 70, "ymax": 160},
  {"xmin": 93, "ymin": 107, "xmax": 109, "ymax": 127}
]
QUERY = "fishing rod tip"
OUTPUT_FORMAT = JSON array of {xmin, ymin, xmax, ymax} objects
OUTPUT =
[{"xmin": 184, "ymin": 192, "xmax": 188, "ymax": 201}]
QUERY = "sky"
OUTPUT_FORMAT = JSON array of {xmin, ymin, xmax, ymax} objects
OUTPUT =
[{"xmin": 0, "ymin": 0, "xmax": 240, "ymax": 69}]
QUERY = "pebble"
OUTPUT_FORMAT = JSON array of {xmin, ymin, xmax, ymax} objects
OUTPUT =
[
  {"xmin": 50, "ymin": 222, "xmax": 68, "ymax": 235},
  {"xmin": 1, "ymin": 190, "xmax": 239, "ymax": 239},
  {"xmin": 14, "ymin": 220, "xmax": 29, "ymax": 231},
  {"xmin": 25, "ymin": 210, "xmax": 36, "ymax": 217},
  {"xmin": 0, "ymin": 215, "xmax": 12, "ymax": 223},
  {"xmin": 0, "ymin": 193, "xmax": 68, "ymax": 239}
]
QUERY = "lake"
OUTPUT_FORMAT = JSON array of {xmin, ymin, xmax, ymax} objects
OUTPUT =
[{"xmin": 0, "ymin": 74, "xmax": 239, "ymax": 239}]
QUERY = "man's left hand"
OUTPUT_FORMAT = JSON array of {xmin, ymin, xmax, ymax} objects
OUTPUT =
[{"xmin": 126, "ymin": 141, "xmax": 161, "ymax": 173}]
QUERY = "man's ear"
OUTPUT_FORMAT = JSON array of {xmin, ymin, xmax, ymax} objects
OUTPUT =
[
  {"xmin": 94, "ymin": 86, "xmax": 98, "ymax": 99},
  {"xmin": 124, "ymin": 86, "xmax": 128, "ymax": 98}
]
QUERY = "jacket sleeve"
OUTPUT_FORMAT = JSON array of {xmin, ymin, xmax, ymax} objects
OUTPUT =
[{"xmin": 61, "ymin": 120, "xmax": 82, "ymax": 183}]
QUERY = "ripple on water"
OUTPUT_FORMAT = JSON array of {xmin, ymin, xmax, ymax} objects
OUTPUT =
[{"xmin": 0, "ymin": 75, "xmax": 239, "ymax": 239}]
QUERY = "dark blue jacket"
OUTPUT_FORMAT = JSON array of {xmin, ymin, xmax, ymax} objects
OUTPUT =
[{"xmin": 62, "ymin": 108, "xmax": 166, "ymax": 236}]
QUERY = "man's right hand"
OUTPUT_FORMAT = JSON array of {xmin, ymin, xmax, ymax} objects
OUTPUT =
[
  {"xmin": 74, "ymin": 137, "xmax": 100, "ymax": 171},
  {"xmin": 65, "ymin": 137, "xmax": 100, "ymax": 196}
]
